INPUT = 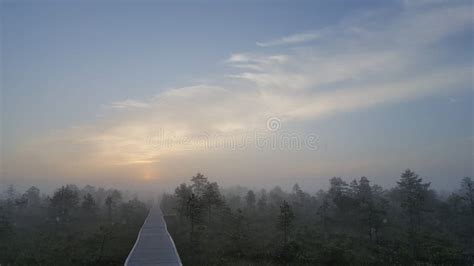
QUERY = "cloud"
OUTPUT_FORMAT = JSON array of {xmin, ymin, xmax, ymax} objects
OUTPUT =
[
  {"xmin": 226, "ymin": 53, "xmax": 253, "ymax": 63},
  {"xmin": 257, "ymin": 31, "xmax": 323, "ymax": 47},
  {"xmin": 107, "ymin": 99, "xmax": 150, "ymax": 109},
  {"xmin": 285, "ymin": 67, "xmax": 471, "ymax": 119}
]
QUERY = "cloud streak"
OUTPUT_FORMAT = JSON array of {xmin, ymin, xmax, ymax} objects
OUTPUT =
[
  {"xmin": 108, "ymin": 99, "xmax": 150, "ymax": 109},
  {"xmin": 256, "ymin": 31, "xmax": 323, "ymax": 47}
]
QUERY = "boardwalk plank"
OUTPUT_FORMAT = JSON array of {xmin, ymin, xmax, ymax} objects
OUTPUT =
[{"xmin": 125, "ymin": 206, "xmax": 182, "ymax": 266}]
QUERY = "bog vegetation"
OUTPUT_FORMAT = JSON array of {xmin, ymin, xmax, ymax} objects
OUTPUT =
[
  {"xmin": 0, "ymin": 184, "xmax": 149, "ymax": 265},
  {"xmin": 1, "ymin": 169, "xmax": 473, "ymax": 265},
  {"xmin": 162, "ymin": 170, "xmax": 474, "ymax": 265}
]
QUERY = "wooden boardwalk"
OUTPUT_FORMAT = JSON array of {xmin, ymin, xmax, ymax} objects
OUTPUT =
[{"xmin": 125, "ymin": 205, "xmax": 182, "ymax": 266}]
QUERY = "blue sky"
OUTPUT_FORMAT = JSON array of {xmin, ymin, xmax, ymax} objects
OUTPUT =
[{"xmin": 1, "ymin": 0, "xmax": 473, "ymax": 190}]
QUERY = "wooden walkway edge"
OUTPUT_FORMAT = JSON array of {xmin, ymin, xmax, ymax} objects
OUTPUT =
[{"xmin": 124, "ymin": 205, "xmax": 182, "ymax": 266}]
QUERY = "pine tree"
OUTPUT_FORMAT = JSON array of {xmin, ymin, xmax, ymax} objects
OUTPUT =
[
  {"xmin": 257, "ymin": 189, "xmax": 268, "ymax": 211},
  {"xmin": 105, "ymin": 196, "xmax": 113, "ymax": 222},
  {"xmin": 245, "ymin": 190, "xmax": 256, "ymax": 209},
  {"xmin": 202, "ymin": 182, "xmax": 222, "ymax": 223},
  {"xmin": 460, "ymin": 177, "xmax": 474, "ymax": 215},
  {"xmin": 278, "ymin": 200, "xmax": 295, "ymax": 245},
  {"xmin": 186, "ymin": 193, "xmax": 203, "ymax": 245},
  {"xmin": 50, "ymin": 185, "xmax": 79, "ymax": 220},
  {"xmin": 175, "ymin": 183, "xmax": 192, "ymax": 222},
  {"xmin": 396, "ymin": 169, "xmax": 430, "ymax": 258},
  {"xmin": 317, "ymin": 198, "xmax": 330, "ymax": 241},
  {"xmin": 191, "ymin": 173, "xmax": 208, "ymax": 197},
  {"xmin": 23, "ymin": 186, "xmax": 41, "ymax": 207},
  {"xmin": 82, "ymin": 193, "xmax": 97, "ymax": 212}
]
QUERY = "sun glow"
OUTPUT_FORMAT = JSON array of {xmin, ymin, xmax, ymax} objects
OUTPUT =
[{"xmin": 140, "ymin": 165, "xmax": 158, "ymax": 181}]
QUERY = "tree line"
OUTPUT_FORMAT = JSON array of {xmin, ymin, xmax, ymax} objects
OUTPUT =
[
  {"xmin": 0, "ymin": 184, "xmax": 149, "ymax": 265},
  {"xmin": 161, "ymin": 170, "xmax": 474, "ymax": 265}
]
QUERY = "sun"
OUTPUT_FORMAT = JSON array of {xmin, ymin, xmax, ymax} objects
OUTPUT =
[{"xmin": 141, "ymin": 168, "xmax": 156, "ymax": 181}]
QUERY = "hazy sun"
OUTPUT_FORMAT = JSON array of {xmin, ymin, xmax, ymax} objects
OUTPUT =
[{"xmin": 141, "ymin": 168, "xmax": 156, "ymax": 181}]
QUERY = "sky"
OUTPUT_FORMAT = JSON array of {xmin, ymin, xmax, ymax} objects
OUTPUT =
[{"xmin": 1, "ymin": 0, "xmax": 473, "ymax": 192}]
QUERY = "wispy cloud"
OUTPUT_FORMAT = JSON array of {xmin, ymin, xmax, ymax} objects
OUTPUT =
[
  {"xmin": 107, "ymin": 99, "xmax": 150, "ymax": 109},
  {"xmin": 256, "ymin": 31, "xmax": 323, "ymax": 47}
]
